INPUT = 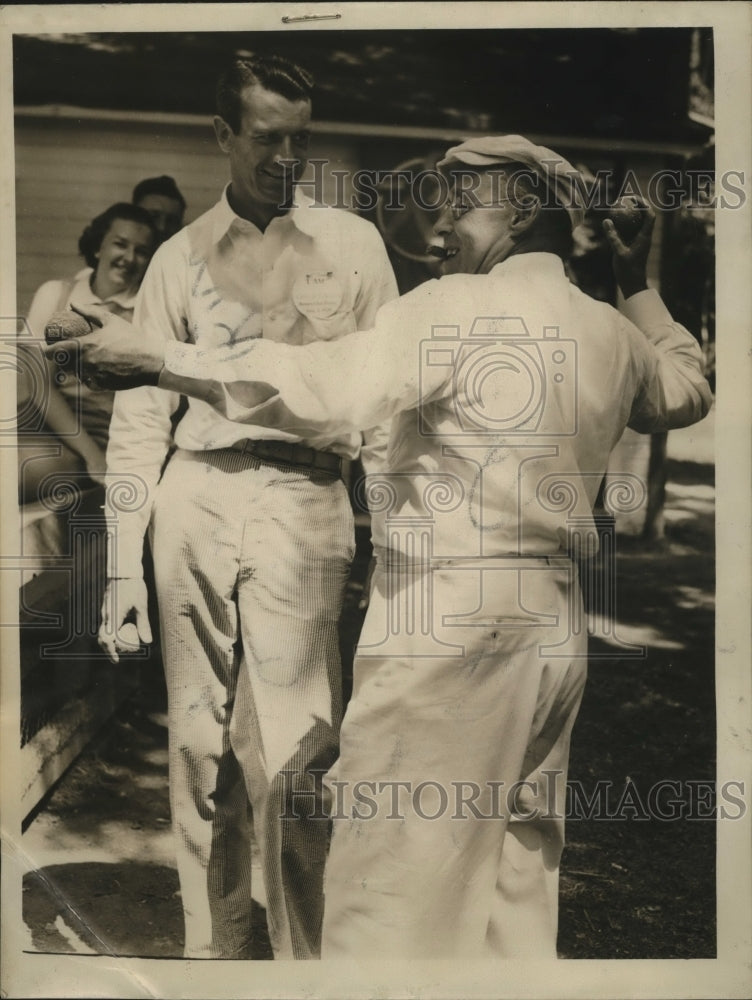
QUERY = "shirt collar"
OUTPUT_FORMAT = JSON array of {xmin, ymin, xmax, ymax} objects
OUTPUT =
[
  {"xmin": 210, "ymin": 185, "xmax": 321, "ymax": 244},
  {"xmin": 69, "ymin": 273, "xmax": 139, "ymax": 310},
  {"xmin": 489, "ymin": 251, "xmax": 566, "ymax": 280}
]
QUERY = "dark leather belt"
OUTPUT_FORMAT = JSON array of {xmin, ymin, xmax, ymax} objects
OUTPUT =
[{"xmin": 229, "ymin": 438, "xmax": 342, "ymax": 478}]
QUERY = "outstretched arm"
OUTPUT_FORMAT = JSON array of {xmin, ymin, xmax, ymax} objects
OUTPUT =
[{"xmin": 44, "ymin": 281, "xmax": 454, "ymax": 437}]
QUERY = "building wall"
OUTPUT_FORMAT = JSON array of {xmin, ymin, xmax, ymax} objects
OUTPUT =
[
  {"xmin": 14, "ymin": 114, "xmax": 361, "ymax": 321},
  {"xmin": 15, "ymin": 112, "xmax": 668, "ymax": 322}
]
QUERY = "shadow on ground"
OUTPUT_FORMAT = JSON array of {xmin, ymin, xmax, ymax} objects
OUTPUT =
[
  {"xmin": 23, "ymin": 862, "xmax": 272, "ymax": 959},
  {"xmin": 21, "ymin": 461, "xmax": 715, "ymax": 960},
  {"xmin": 558, "ymin": 459, "xmax": 716, "ymax": 959}
]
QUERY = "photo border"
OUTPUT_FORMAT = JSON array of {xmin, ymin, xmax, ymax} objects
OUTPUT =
[{"xmin": 1, "ymin": 3, "xmax": 750, "ymax": 998}]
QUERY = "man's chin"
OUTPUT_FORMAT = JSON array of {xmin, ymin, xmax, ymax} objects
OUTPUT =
[
  {"xmin": 258, "ymin": 174, "xmax": 296, "ymax": 202},
  {"xmin": 438, "ymin": 255, "xmax": 463, "ymax": 276}
]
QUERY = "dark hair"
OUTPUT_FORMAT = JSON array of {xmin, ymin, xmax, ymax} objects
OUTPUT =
[
  {"xmin": 77, "ymin": 203, "xmax": 158, "ymax": 269},
  {"xmin": 216, "ymin": 54, "xmax": 314, "ymax": 133},
  {"xmin": 132, "ymin": 175, "xmax": 186, "ymax": 211}
]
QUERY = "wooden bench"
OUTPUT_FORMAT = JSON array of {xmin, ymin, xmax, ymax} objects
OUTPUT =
[{"xmin": 19, "ymin": 485, "xmax": 141, "ymax": 821}]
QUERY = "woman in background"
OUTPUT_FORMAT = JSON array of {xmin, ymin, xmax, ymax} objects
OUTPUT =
[{"xmin": 18, "ymin": 203, "xmax": 158, "ymax": 504}]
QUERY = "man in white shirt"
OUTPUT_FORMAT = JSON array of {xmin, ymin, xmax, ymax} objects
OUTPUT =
[
  {"xmin": 98, "ymin": 54, "xmax": 397, "ymax": 960},
  {"xmin": 57, "ymin": 135, "xmax": 711, "ymax": 959}
]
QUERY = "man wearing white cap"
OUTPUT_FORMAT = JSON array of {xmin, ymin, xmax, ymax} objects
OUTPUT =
[{"xmin": 52, "ymin": 135, "xmax": 712, "ymax": 958}]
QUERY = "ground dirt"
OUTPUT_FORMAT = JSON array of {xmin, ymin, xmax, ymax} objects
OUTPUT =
[{"xmin": 21, "ymin": 449, "xmax": 716, "ymax": 961}]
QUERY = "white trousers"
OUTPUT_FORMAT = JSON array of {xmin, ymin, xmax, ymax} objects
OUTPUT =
[
  {"xmin": 152, "ymin": 449, "xmax": 354, "ymax": 959},
  {"xmin": 321, "ymin": 559, "xmax": 587, "ymax": 958}
]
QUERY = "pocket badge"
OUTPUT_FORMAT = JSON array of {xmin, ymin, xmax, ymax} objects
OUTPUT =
[{"xmin": 292, "ymin": 271, "xmax": 344, "ymax": 319}]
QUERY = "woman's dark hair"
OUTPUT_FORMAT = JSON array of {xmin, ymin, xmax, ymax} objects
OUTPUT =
[
  {"xmin": 77, "ymin": 203, "xmax": 158, "ymax": 269},
  {"xmin": 132, "ymin": 174, "xmax": 186, "ymax": 211},
  {"xmin": 216, "ymin": 54, "xmax": 314, "ymax": 134}
]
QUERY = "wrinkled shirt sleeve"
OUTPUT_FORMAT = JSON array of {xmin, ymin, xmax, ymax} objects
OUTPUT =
[
  {"xmin": 164, "ymin": 281, "xmax": 450, "ymax": 437},
  {"xmin": 621, "ymin": 289, "xmax": 713, "ymax": 432},
  {"xmin": 23, "ymin": 280, "xmax": 66, "ymax": 342},
  {"xmin": 105, "ymin": 247, "xmax": 182, "ymax": 578},
  {"xmin": 352, "ymin": 225, "xmax": 400, "ymax": 476}
]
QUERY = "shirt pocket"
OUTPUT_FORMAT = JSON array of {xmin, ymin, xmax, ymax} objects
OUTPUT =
[{"xmin": 291, "ymin": 270, "xmax": 358, "ymax": 341}]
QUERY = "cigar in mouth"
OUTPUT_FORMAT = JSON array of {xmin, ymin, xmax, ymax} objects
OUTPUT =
[{"xmin": 425, "ymin": 244, "xmax": 458, "ymax": 260}]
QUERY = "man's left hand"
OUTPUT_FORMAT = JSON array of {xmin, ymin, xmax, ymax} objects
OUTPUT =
[
  {"xmin": 602, "ymin": 197, "xmax": 656, "ymax": 300},
  {"xmin": 42, "ymin": 304, "xmax": 165, "ymax": 390}
]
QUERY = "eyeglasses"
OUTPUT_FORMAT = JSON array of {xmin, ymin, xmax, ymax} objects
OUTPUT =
[{"xmin": 445, "ymin": 197, "xmax": 514, "ymax": 220}]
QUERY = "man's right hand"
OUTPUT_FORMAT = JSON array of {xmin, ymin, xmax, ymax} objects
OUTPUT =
[
  {"xmin": 99, "ymin": 577, "xmax": 153, "ymax": 663},
  {"xmin": 42, "ymin": 305, "xmax": 165, "ymax": 391}
]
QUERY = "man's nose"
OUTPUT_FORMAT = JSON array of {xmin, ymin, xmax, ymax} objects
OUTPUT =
[
  {"xmin": 432, "ymin": 204, "xmax": 454, "ymax": 236},
  {"xmin": 120, "ymin": 244, "xmax": 135, "ymax": 262},
  {"xmin": 273, "ymin": 136, "xmax": 295, "ymax": 166}
]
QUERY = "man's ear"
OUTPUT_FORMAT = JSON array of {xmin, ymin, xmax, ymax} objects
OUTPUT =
[
  {"xmin": 213, "ymin": 116, "xmax": 234, "ymax": 154},
  {"xmin": 509, "ymin": 195, "xmax": 541, "ymax": 236}
]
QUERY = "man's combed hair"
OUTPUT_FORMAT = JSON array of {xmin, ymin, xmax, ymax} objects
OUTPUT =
[{"xmin": 216, "ymin": 54, "xmax": 315, "ymax": 133}]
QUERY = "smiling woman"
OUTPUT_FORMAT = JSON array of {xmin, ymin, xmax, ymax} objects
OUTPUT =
[
  {"xmin": 17, "ymin": 203, "xmax": 158, "ymax": 504},
  {"xmin": 78, "ymin": 203, "xmax": 156, "ymax": 300}
]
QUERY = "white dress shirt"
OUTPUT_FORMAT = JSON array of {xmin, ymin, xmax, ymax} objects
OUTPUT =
[
  {"xmin": 106, "ymin": 188, "xmax": 398, "ymax": 577},
  {"xmin": 165, "ymin": 252, "xmax": 712, "ymax": 562}
]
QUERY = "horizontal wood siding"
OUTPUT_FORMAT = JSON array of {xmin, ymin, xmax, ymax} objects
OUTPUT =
[
  {"xmin": 16, "ymin": 113, "xmax": 666, "ymax": 321},
  {"xmin": 15, "ymin": 115, "xmax": 362, "ymax": 320},
  {"xmin": 15, "ymin": 117, "xmax": 225, "ymax": 318}
]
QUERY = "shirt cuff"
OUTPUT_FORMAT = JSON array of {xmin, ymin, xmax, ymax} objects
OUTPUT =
[
  {"xmin": 107, "ymin": 535, "xmax": 144, "ymax": 578},
  {"xmin": 221, "ymin": 381, "xmax": 280, "ymax": 423},
  {"xmin": 621, "ymin": 288, "xmax": 673, "ymax": 330}
]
